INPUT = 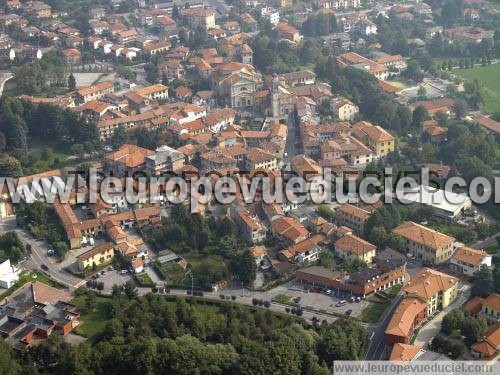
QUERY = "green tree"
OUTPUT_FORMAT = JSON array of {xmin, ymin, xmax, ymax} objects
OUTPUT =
[
  {"xmin": 0, "ymin": 338, "xmax": 21, "ymax": 375},
  {"xmin": 236, "ymin": 250, "xmax": 256, "ymax": 286},
  {"xmin": 0, "ymin": 156, "xmax": 23, "ymax": 177},
  {"xmin": 68, "ymin": 73, "xmax": 76, "ymax": 91}
]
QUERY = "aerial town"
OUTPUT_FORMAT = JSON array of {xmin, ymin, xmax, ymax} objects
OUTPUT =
[{"xmin": 0, "ymin": 0, "xmax": 500, "ymax": 372}]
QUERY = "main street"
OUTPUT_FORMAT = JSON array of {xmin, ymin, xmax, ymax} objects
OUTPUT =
[{"xmin": 0, "ymin": 217, "xmax": 83, "ymax": 289}]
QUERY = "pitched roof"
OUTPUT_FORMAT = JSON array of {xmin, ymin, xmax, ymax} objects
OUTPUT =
[
  {"xmin": 389, "ymin": 343, "xmax": 422, "ymax": 362},
  {"xmin": 385, "ymin": 298, "xmax": 427, "ymax": 337},
  {"xmin": 392, "ymin": 221, "xmax": 455, "ymax": 250},
  {"xmin": 105, "ymin": 144, "xmax": 154, "ymax": 169},
  {"xmin": 482, "ymin": 293, "xmax": 500, "ymax": 311},
  {"xmin": 337, "ymin": 203, "xmax": 371, "ymax": 221},
  {"xmin": 403, "ymin": 268, "xmax": 458, "ymax": 299},
  {"xmin": 471, "ymin": 323, "xmax": 500, "ymax": 358},
  {"xmin": 334, "ymin": 234, "xmax": 376, "ymax": 255},
  {"xmin": 451, "ymin": 246, "xmax": 490, "ymax": 266},
  {"xmin": 77, "ymin": 242, "xmax": 114, "ymax": 262}
]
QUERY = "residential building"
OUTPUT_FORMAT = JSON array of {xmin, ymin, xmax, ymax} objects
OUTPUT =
[
  {"xmin": 75, "ymin": 81, "xmax": 114, "ymax": 104},
  {"xmin": 330, "ymin": 97, "xmax": 358, "ymax": 122},
  {"xmin": 280, "ymin": 234, "xmax": 325, "ymax": 263},
  {"xmin": 77, "ymin": 242, "xmax": 115, "ymax": 271},
  {"xmin": 335, "ymin": 203, "xmax": 371, "ymax": 234},
  {"xmin": 261, "ymin": 7, "xmax": 280, "ymax": 25},
  {"xmin": 389, "ymin": 343, "xmax": 424, "ymax": 362},
  {"xmin": 334, "ymin": 234, "xmax": 376, "ymax": 264},
  {"xmin": 450, "ymin": 246, "xmax": 492, "ymax": 277},
  {"xmin": 392, "ymin": 221, "xmax": 455, "ymax": 264},
  {"xmin": 133, "ymin": 84, "xmax": 169, "ymax": 101},
  {"xmin": 145, "ymin": 145, "xmax": 185, "ymax": 175},
  {"xmin": 271, "ymin": 215, "xmax": 309, "ymax": 245},
  {"xmin": 352, "ymin": 121, "xmax": 395, "ymax": 157},
  {"xmin": 231, "ymin": 207, "xmax": 266, "ymax": 243},
  {"xmin": 471, "ymin": 323, "xmax": 500, "ymax": 359},
  {"xmin": 403, "ymin": 268, "xmax": 459, "ymax": 315},
  {"xmin": 276, "ymin": 22, "xmax": 302, "ymax": 43},
  {"xmin": 0, "ymin": 282, "xmax": 79, "ymax": 350},
  {"xmin": 244, "ymin": 148, "xmax": 278, "ymax": 171},
  {"xmin": 385, "ymin": 298, "xmax": 428, "ymax": 345},
  {"xmin": 337, "ymin": 52, "xmax": 388, "ymax": 80},
  {"xmin": 105, "ymin": 144, "xmax": 155, "ymax": 175},
  {"xmin": 480, "ymin": 293, "xmax": 500, "ymax": 324},
  {"xmin": 179, "ymin": 8, "xmax": 216, "ymax": 30},
  {"xmin": 0, "ymin": 258, "xmax": 18, "ymax": 288}
]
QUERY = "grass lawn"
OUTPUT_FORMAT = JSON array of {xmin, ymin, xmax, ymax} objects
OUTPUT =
[
  {"xmin": 71, "ymin": 294, "xmax": 113, "ymax": 339},
  {"xmin": 386, "ymin": 80, "xmax": 410, "ymax": 90},
  {"xmin": 361, "ymin": 296, "xmax": 391, "ymax": 323},
  {"xmin": 135, "ymin": 272, "xmax": 154, "ymax": 287},
  {"xmin": 273, "ymin": 294, "xmax": 292, "ymax": 304},
  {"xmin": 454, "ymin": 64, "xmax": 500, "ymax": 113}
]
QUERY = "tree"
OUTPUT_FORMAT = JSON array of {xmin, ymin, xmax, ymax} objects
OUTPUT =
[
  {"xmin": 68, "ymin": 73, "xmax": 76, "ymax": 91},
  {"xmin": 0, "ymin": 338, "xmax": 21, "ymax": 375},
  {"xmin": 236, "ymin": 250, "xmax": 256, "ymax": 286},
  {"xmin": 109, "ymin": 125, "xmax": 128, "ymax": 149},
  {"xmin": 471, "ymin": 267, "xmax": 494, "ymax": 297},
  {"xmin": 0, "ymin": 156, "xmax": 23, "ymax": 177},
  {"xmin": 70, "ymin": 143, "xmax": 85, "ymax": 158},
  {"xmin": 404, "ymin": 60, "xmax": 424, "ymax": 82},
  {"xmin": 462, "ymin": 316, "xmax": 487, "ymax": 342},
  {"xmin": 319, "ymin": 250, "xmax": 336, "ymax": 270},
  {"xmin": 412, "ymin": 106, "xmax": 430, "ymax": 128},
  {"xmin": 417, "ymin": 85, "xmax": 427, "ymax": 98},
  {"xmin": 453, "ymin": 99, "xmax": 468, "ymax": 119},
  {"xmin": 123, "ymin": 281, "xmax": 138, "ymax": 299}
]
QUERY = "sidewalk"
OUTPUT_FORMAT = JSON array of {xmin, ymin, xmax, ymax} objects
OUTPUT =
[{"xmin": 413, "ymin": 290, "xmax": 469, "ymax": 348}]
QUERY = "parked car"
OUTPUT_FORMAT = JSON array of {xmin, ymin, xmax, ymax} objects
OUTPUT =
[
  {"xmin": 325, "ymin": 289, "xmax": 332, "ymax": 295},
  {"xmin": 120, "ymin": 269, "xmax": 128, "ymax": 274},
  {"xmin": 345, "ymin": 309, "xmax": 352, "ymax": 316},
  {"xmin": 41, "ymin": 264, "xmax": 49, "ymax": 271},
  {"xmin": 336, "ymin": 300, "xmax": 347, "ymax": 307},
  {"xmin": 47, "ymin": 249, "xmax": 55, "ymax": 256}
]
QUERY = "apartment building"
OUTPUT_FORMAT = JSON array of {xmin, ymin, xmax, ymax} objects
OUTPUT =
[
  {"xmin": 179, "ymin": 8, "xmax": 216, "ymax": 30},
  {"xmin": 352, "ymin": 121, "xmax": 395, "ymax": 157},
  {"xmin": 392, "ymin": 221, "xmax": 455, "ymax": 265},
  {"xmin": 335, "ymin": 203, "xmax": 371, "ymax": 235},
  {"xmin": 403, "ymin": 268, "xmax": 459, "ymax": 315},
  {"xmin": 74, "ymin": 81, "xmax": 113, "ymax": 104},
  {"xmin": 334, "ymin": 233, "xmax": 376, "ymax": 265},
  {"xmin": 77, "ymin": 242, "xmax": 115, "ymax": 271}
]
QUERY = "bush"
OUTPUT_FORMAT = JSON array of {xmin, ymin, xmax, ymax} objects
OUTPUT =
[
  {"xmin": 97, "ymin": 282, "xmax": 104, "ymax": 291},
  {"xmin": 221, "ymin": 294, "xmax": 226, "ymax": 300},
  {"xmin": 285, "ymin": 307, "xmax": 290, "ymax": 313},
  {"xmin": 252, "ymin": 298, "xmax": 258, "ymax": 305},
  {"xmin": 263, "ymin": 301, "xmax": 271, "ymax": 308},
  {"xmin": 296, "ymin": 309, "xmax": 303, "ymax": 316},
  {"xmin": 231, "ymin": 295, "xmax": 236, "ymax": 301}
]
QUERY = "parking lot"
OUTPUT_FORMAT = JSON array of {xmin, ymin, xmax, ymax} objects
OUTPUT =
[
  {"xmin": 263, "ymin": 280, "xmax": 368, "ymax": 318},
  {"xmin": 90, "ymin": 268, "xmax": 133, "ymax": 293}
]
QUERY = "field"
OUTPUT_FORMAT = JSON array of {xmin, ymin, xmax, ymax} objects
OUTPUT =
[
  {"xmin": 361, "ymin": 295, "xmax": 390, "ymax": 323},
  {"xmin": 71, "ymin": 294, "xmax": 113, "ymax": 338},
  {"xmin": 386, "ymin": 80, "xmax": 410, "ymax": 90},
  {"xmin": 454, "ymin": 64, "xmax": 500, "ymax": 114}
]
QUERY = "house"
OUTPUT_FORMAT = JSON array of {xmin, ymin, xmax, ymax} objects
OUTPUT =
[
  {"xmin": 144, "ymin": 145, "xmax": 185, "ymax": 175},
  {"xmin": 334, "ymin": 234, "xmax": 376, "ymax": 264},
  {"xmin": 471, "ymin": 323, "xmax": 500, "ymax": 359},
  {"xmin": 231, "ymin": 207, "xmax": 266, "ymax": 243},
  {"xmin": 77, "ymin": 242, "xmax": 114, "ymax": 271},
  {"xmin": 335, "ymin": 203, "xmax": 371, "ymax": 234},
  {"xmin": 408, "ymin": 97, "xmax": 455, "ymax": 117},
  {"xmin": 385, "ymin": 298, "xmax": 428, "ymax": 345},
  {"xmin": 276, "ymin": 22, "xmax": 302, "ymax": 43},
  {"xmin": 244, "ymin": 148, "xmax": 278, "ymax": 171},
  {"xmin": 0, "ymin": 258, "xmax": 18, "ymax": 288},
  {"xmin": 261, "ymin": 7, "xmax": 280, "ymax": 25},
  {"xmin": 89, "ymin": 20, "xmax": 109, "ymax": 35},
  {"xmin": 480, "ymin": 293, "xmax": 500, "ymax": 324},
  {"xmin": 143, "ymin": 41, "xmax": 171, "ymax": 55},
  {"xmin": 62, "ymin": 48, "xmax": 81, "ymax": 65},
  {"xmin": 450, "ymin": 246, "xmax": 492, "ymax": 277},
  {"xmin": 133, "ymin": 84, "xmax": 169, "ymax": 101},
  {"xmin": 271, "ymin": 215, "xmax": 309, "ymax": 245},
  {"xmin": 250, "ymin": 245, "xmax": 268, "ymax": 267},
  {"xmin": 158, "ymin": 15, "xmax": 178, "ymax": 39},
  {"xmin": 200, "ymin": 150, "xmax": 237, "ymax": 171},
  {"xmin": 352, "ymin": 120, "xmax": 395, "ymax": 157},
  {"xmin": 105, "ymin": 144, "xmax": 155, "ymax": 175},
  {"xmin": 75, "ymin": 81, "xmax": 114, "ymax": 104},
  {"xmin": 175, "ymin": 86, "xmax": 192, "ymax": 101},
  {"xmin": 337, "ymin": 52, "xmax": 388, "ymax": 80},
  {"xmin": 403, "ymin": 268, "xmax": 459, "ymax": 315},
  {"xmin": 392, "ymin": 221, "xmax": 455, "ymax": 265},
  {"xmin": 158, "ymin": 59, "xmax": 183, "ymax": 80},
  {"xmin": 179, "ymin": 8, "xmax": 216, "ymax": 30},
  {"xmin": 280, "ymin": 234, "xmax": 324, "ymax": 264},
  {"xmin": 330, "ymin": 97, "xmax": 358, "ymax": 122}
]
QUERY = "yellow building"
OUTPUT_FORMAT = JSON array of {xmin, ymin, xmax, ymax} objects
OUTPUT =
[
  {"xmin": 392, "ymin": 221, "xmax": 455, "ymax": 265},
  {"xmin": 403, "ymin": 268, "xmax": 459, "ymax": 315},
  {"xmin": 334, "ymin": 233, "xmax": 376, "ymax": 265},
  {"xmin": 77, "ymin": 242, "xmax": 115, "ymax": 271},
  {"xmin": 335, "ymin": 203, "xmax": 371, "ymax": 235},
  {"xmin": 244, "ymin": 148, "xmax": 278, "ymax": 171},
  {"xmin": 180, "ymin": 8, "xmax": 216, "ymax": 30},
  {"xmin": 352, "ymin": 121, "xmax": 395, "ymax": 157}
]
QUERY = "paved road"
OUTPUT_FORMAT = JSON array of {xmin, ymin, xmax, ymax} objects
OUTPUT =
[
  {"xmin": 133, "ymin": 286, "xmax": 343, "ymax": 324},
  {"xmin": 0, "ymin": 217, "xmax": 83, "ymax": 289},
  {"xmin": 413, "ymin": 285, "xmax": 470, "ymax": 348},
  {"xmin": 0, "ymin": 72, "xmax": 13, "ymax": 98},
  {"xmin": 364, "ymin": 293, "xmax": 404, "ymax": 360},
  {"xmin": 283, "ymin": 112, "xmax": 301, "ymax": 166},
  {"xmin": 472, "ymin": 232, "xmax": 500, "ymax": 250}
]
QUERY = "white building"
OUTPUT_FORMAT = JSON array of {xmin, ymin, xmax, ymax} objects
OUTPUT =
[
  {"xmin": 261, "ymin": 6, "xmax": 280, "ymax": 25},
  {"xmin": 0, "ymin": 259, "xmax": 19, "ymax": 289},
  {"xmin": 450, "ymin": 247, "xmax": 492, "ymax": 277}
]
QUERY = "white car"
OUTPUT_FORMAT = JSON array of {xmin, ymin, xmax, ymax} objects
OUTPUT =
[
  {"xmin": 120, "ymin": 269, "xmax": 128, "ymax": 274},
  {"xmin": 325, "ymin": 289, "xmax": 332, "ymax": 295}
]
